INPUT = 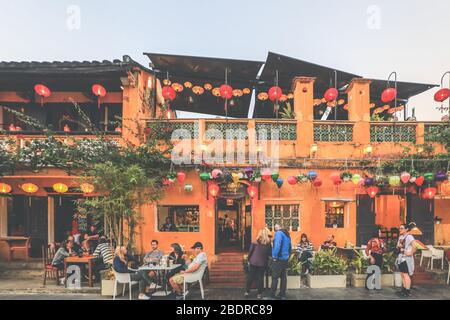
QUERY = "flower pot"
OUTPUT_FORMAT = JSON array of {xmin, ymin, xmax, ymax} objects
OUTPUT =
[
  {"xmin": 307, "ymin": 274, "xmax": 347, "ymax": 288},
  {"xmin": 381, "ymin": 274, "xmax": 394, "ymax": 287},
  {"xmin": 350, "ymin": 273, "xmax": 367, "ymax": 288},
  {"xmin": 101, "ymin": 279, "xmax": 125, "ymax": 297}
]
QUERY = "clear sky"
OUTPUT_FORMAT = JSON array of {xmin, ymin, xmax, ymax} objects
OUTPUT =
[{"xmin": 1, "ymin": 0, "xmax": 449, "ymax": 120}]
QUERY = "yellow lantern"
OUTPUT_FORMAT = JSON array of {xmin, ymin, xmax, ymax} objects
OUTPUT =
[
  {"xmin": 184, "ymin": 81, "xmax": 193, "ymax": 89},
  {"xmin": 80, "ymin": 183, "xmax": 95, "ymax": 194},
  {"xmin": 257, "ymin": 92, "xmax": 268, "ymax": 101},
  {"xmin": 204, "ymin": 83, "xmax": 213, "ymax": 91},
  {"xmin": 212, "ymin": 87, "xmax": 221, "ymax": 97},
  {"xmin": 243, "ymin": 88, "xmax": 251, "ymax": 95},
  {"xmin": 232, "ymin": 89, "xmax": 243, "ymax": 97},
  {"xmin": 163, "ymin": 79, "xmax": 172, "ymax": 86},
  {"xmin": 53, "ymin": 183, "xmax": 68, "ymax": 194},
  {"xmin": 171, "ymin": 83, "xmax": 184, "ymax": 93},
  {"xmin": 192, "ymin": 86, "xmax": 205, "ymax": 95},
  {"xmin": 22, "ymin": 183, "xmax": 38, "ymax": 194},
  {"xmin": 0, "ymin": 183, "xmax": 12, "ymax": 194}
]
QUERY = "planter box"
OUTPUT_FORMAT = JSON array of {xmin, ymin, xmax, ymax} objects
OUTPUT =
[
  {"xmin": 350, "ymin": 273, "xmax": 367, "ymax": 287},
  {"xmin": 351, "ymin": 273, "xmax": 398, "ymax": 288},
  {"xmin": 381, "ymin": 274, "xmax": 394, "ymax": 287},
  {"xmin": 394, "ymin": 272, "xmax": 403, "ymax": 287},
  {"xmin": 307, "ymin": 274, "xmax": 347, "ymax": 288},
  {"xmin": 267, "ymin": 275, "xmax": 301, "ymax": 289},
  {"xmin": 101, "ymin": 279, "xmax": 125, "ymax": 297}
]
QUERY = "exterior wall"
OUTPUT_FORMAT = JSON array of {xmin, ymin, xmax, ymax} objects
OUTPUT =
[{"xmin": 435, "ymin": 199, "xmax": 450, "ymax": 245}]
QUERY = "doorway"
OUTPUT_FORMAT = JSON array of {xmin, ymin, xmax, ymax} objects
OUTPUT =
[
  {"xmin": 215, "ymin": 198, "xmax": 251, "ymax": 253},
  {"xmin": 407, "ymin": 194, "xmax": 434, "ymax": 243},
  {"xmin": 356, "ymin": 194, "xmax": 377, "ymax": 246}
]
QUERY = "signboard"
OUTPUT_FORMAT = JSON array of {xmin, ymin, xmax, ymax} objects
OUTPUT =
[{"xmin": 218, "ymin": 182, "xmax": 247, "ymax": 199}]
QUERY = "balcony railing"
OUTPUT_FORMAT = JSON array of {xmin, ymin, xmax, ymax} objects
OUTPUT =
[
  {"xmin": 313, "ymin": 121, "xmax": 354, "ymax": 142},
  {"xmin": 255, "ymin": 120, "xmax": 297, "ymax": 141},
  {"xmin": 370, "ymin": 122, "xmax": 417, "ymax": 143},
  {"xmin": 424, "ymin": 122, "xmax": 446, "ymax": 142}
]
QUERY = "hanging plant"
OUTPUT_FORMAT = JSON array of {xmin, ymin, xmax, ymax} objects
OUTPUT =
[
  {"xmin": 340, "ymin": 171, "xmax": 353, "ymax": 182},
  {"xmin": 297, "ymin": 173, "xmax": 309, "ymax": 184}
]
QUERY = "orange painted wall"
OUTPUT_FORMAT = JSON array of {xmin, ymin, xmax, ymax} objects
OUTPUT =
[
  {"xmin": 375, "ymin": 195, "xmax": 403, "ymax": 229},
  {"xmin": 435, "ymin": 199, "xmax": 450, "ymax": 245}
]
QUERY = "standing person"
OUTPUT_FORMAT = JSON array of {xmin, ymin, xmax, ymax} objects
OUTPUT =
[
  {"xmin": 113, "ymin": 246, "xmax": 152, "ymax": 300},
  {"xmin": 245, "ymin": 228, "xmax": 272, "ymax": 299},
  {"xmin": 297, "ymin": 233, "xmax": 314, "ymax": 275},
  {"xmin": 395, "ymin": 223, "xmax": 417, "ymax": 297},
  {"xmin": 365, "ymin": 230, "xmax": 386, "ymax": 289},
  {"xmin": 265, "ymin": 223, "xmax": 291, "ymax": 300}
]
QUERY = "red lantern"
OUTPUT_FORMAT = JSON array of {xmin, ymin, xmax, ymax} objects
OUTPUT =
[
  {"xmin": 330, "ymin": 172, "xmax": 341, "ymax": 183},
  {"xmin": 247, "ymin": 185, "xmax": 258, "ymax": 199},
  {"xmin": 219, "ymin": 84, "xmax": 233, "ymax": 100},
  {"xmin": 381, "ymin": 88, "xmax": 397, "ymax": 103},
  {"xmin": 324, "ymin": 88, "xmax": 338, "ymax": 102},
  {"xmin": 313, "ymin": 178, "xmax": 322, "ymax": 187},
  {"xmin": 162, "ymin": 86, "xmax": 176, "ymax": 101},
  {"xmin": 268, "ymin": 86, "xmax": 283, "ymax": 102},
  {"xmin": 34, "ymin": 84, "xmax": 52, "ymax": 106},
  {"xmin": 177, "ymin": 172, "xmax": 186, "ymax": 183},
  {"xmin": 415, "ymin": 176, "xmax": 425, "ymax": 187},
  {"xmin": 423, "ymin": 187, "xmax": 437, "ymax": 199},
  {"xmin": 92, "ymin": 84, "xmax": 107, "ymax": 109},
  {"xmin": 208, "ymin": 183, "xmax": 220, "ymax": 198},
  {"xmin": 287, "ymin": 176, "xmax": 298, "ymax": 185},
  {"xmin": 366, "ymin": 186, "xmax": 380, "ymax": 199},
  {"xmin": 63, "ymin": 124, "xmax": 71, "ymax": 132},
  {"xmin": 434, "ymin": 88, "xmax": 450, "ymax": 102}
]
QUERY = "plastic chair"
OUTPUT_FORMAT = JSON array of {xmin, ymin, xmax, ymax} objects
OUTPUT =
[
  {"xmin": 112, "ymin": 268, "xmax": 139, "ymax": 300},
  {"xmin": 183, "ymin": 263, "xmax": 207, "ymax": 300},
  {"xmin": 429, "ymin": 246, "xmax": 445, "ymax": 270},
  {"xmin": 420, "ymin": 245, "xmax": 433, "ymax": 267}
]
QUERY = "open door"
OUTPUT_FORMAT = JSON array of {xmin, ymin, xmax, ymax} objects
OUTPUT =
[
  {"xmin": 356, "ymin": 194, "xmax": 377, "ymax": 246},
  {"xmin": 407, "ymin": 194, "xmax": 434, "ymax": 243}
]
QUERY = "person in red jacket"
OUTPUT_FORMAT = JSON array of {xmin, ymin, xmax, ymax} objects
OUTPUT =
[{"xmin": 365, "ymin": 230, "xmax": 386, "ymax": 268}]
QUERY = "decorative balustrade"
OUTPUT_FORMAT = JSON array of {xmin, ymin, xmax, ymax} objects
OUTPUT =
[
  {"xmin": 313, "ymin": 121, "xmax": 354, "ymax": 142},
  {"xmin": 424, "ymin": 122, "xmax": 446, "ymax": 142},
  {"xmin": 205, "ymin": 120, "xmax": 248, "ymax": 139},
  {"xmin": 370, "ymin": 122, "xmax": 417, "ymax": 143},
  {"xmin": 255, "ymin": 121, "xmax": 297, "ymax": 141}
]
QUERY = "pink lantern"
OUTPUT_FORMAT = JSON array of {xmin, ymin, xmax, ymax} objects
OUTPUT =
[
  {"xmin": 400, "ymin": 172, "xmax": 411, "ymax": 184},
  {"xmin": 176, "ymin": 172, "xmax": 186, "ymax": 183},
  {"xmin": 287, "ymin": 176, "xmax": 298, "ymax": 185}
]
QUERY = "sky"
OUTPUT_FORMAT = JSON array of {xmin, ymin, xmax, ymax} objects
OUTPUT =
[{"xmin": 1, "ymin": 0, "xmax": 449, "ymax": 120}]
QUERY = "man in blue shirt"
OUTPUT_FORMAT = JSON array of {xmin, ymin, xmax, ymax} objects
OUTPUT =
[{"xmin": 267, "ymin": 223, "xmax": 291, "ymax": 300}]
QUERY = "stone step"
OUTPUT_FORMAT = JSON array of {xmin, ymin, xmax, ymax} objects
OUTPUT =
[{"xmin": 0, "ymin": 261, "xmax": 42, "ymax": 271}]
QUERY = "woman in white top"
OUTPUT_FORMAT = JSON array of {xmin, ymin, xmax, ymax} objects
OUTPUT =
[{"xmin": 396, "ymin": 222, "xmax": 417, "ymax": 297}]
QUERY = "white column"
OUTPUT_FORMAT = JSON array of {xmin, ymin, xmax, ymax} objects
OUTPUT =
[
  {"xmin": 48, "ymin": 197, "xmax": 55, "ymax": 243},
  {"xmin": 0, "ymin": 197, "xmax": 7, "ymax": 237}
]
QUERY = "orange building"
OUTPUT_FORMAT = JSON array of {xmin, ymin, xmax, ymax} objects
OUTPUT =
[{"xmin": 0, "ymin": 52, "xmax": 449, "ymax": 262}]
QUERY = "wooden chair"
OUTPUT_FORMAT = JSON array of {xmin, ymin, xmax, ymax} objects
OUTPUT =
[
  {"xmin": 8, "ymin": 237, "xmax": 31, "ymax": 262},
  {"xmin": 42, "ymin": 244, "xmax": 62, "ymax": 286}
]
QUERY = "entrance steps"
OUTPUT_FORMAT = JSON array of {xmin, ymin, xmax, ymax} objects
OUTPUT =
[
  {"xmin": 0, "ymin": 259, "xmax": 43, "ymax": 279},
  {"xmin": 412, "ymin": 260, "xmax": 442, "ymax": 285},
  {"xmin": 208, "ymin": 252, "xmax": 246, "ymax": 289}
]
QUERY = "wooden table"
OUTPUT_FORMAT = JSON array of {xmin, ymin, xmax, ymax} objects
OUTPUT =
[
  {"xmin": 0, "ymin": 236, "xmax": 30, "ymax": 262},
  {"xmin": 139, "ymin": 264, "xmax": 181, "ymax": 296},
  {"xmin": 64, "ymin": 255, "xmax": 96, "ymax": 287}
]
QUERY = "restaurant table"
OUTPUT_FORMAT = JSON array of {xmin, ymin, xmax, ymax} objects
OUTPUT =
[
  {"xmin": 434, "ymin": 246, "xmax": 450, "ymax": 250},
  {"xmin": 138, "ymin": 264, "xmax": 181, "ymax": 296},
  {"xmin": 0, "ymin": 236, "xmax": 31, "ymax": 262},
  {"xmin": 64, "ymin": 255, "xmax": 96, "ymax": 287}
]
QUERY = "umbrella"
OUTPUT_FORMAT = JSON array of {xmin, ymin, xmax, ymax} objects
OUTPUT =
[{"xmin": 414, "ymin": 240, "xmax": 428, "ymax": 250}]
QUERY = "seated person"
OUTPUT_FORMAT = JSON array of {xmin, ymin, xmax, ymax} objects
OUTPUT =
[
  {"xmin": 169, "ymin": 242, "xmax": 207, "ymax": 300},
  {"xmin": 67, "ymin": 235, "xmax": 83, "ymax": 256},
  {"xmin": 51, "ymin": 241, "xmax": 76, "ymax": 271},
  {"xmin": 297, "ymin": 233, "xmax": 314, "ymax": 274},
  {"xmin": 321, "ymin": 235, "xmax": 337, "ymax": 250},
  {"xmin": 143, "ymin": 240, "xmax": 164, "ymax": 281},
  {"xmin": 113, "ymin": 246, "xmax": 152, "ymax": 300},
  {"xmin": 167, "ymin": 243, "xmax": 187, "ymax": 282},
  {"xmin": 160, "ymin": 217, "xmax": 178, "ymax": 232},
  {"xmin": 92, "ymin": 236, "xmax": 114, "ymax": 280},
  {"xmin": 80, "ymin": 236, "xmax": 90, "ymax": 255}
]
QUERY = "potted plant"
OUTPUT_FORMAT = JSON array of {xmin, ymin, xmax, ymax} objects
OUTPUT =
[
  {"xmin": 349, "ymin": 250, "xmax": 370, "ymax": 287},
  {"xmin": 307, "ymin": 249, "xmax": 348, "ymax": 288},
  {"xmin": 100, "ymin": 268, "xmax": 125, "ymax": 297},
  {"xmin": 266, "ymin": 253, "xmax": 302, "ymax": 289}
]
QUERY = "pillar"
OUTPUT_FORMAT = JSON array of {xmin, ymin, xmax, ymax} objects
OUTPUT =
[
  {"xmin": 48, "ymin": 197, "xmax": 55, "ymax": 244},
  {"xmin": 292, "ymin": 77, "xmax": 315, "ymax": 157},
  {"xmin": 346, "ymin": 79, "xmax": 372, "ymax": 147},
  {"xmin": 0, "ymin": 197, "xmax": 7, "ymax": 237}
]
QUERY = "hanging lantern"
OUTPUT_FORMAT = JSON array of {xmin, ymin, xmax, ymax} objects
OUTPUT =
[
  {"xmin": 162, "ymin": 86, "xmax": 176, "ymax": 101},
  {"xmin": 324, "ymin": 88, "xmax": 338, "ymax": 102},
  {"xmin": 177, "ymin": 172, "xmax": 186, "ymax": 183},
  {"xmin": 308, "ymin": 171, "xmax": 318, "ymax": 181},
  {"xmin": 80, "ymin": 183, "xmax": 95, "ymax": 194},
  {"xmin": 200, "ymin": 172, "xmax": 211, "ymax": 181},
  {"xmin": 247, "ymin": 185, "xmax": 258, "ymax": 199},
  {"xmin": 92, "ymin": 84, "xmax": 107, "ymax": 109},
  {"xmin": 0, "ymin": 183, "xmax": 12, "ymax": 194},
  {"xmin": 381, "ymin": 88, "xmax": 397, "ymax": 103},
  {"xmin": 244, "ymin": 167, "xmax": 254, "ymax": 179},
  {"xmin": 352, "ymin": 174, "xmax": 361, "ymax": 186},
  {"xmin": 424, "ymin": 172, "xmax": 435, "ymax": 183},
  {"xmin": 184, "ymin": 81, "xmax": 193, "ymax": 88},
  {"xmin": 268, "ymin": 86, "xmax": 282, "ymax": 102},
  {"xmin": 63, "ymin": 124, "xmax": 71, "ymax": 133},
  {"xmin": 358, "ymin": 178, "xmax": 366, "ymax": 187},
  {"xmin": 208, "ymin": 183, "xmax": 220, "ymax": 198},
  {"xmin": 192, "ymin": 86, "xmax": 205, "ymax": 95},
  {"xmin": 211, "ymin": 169, "xmax": 223, "ymax": 179},
  {"xmin": 366, "ymin": 186, "xmax": 380, "ymax": 199},
  {"xmin": 34, "ymin": 84, "xmax": 52, "ymax": 106},
  {"xmin": 435, "ymin": 172, "xmax": 447, "ymax": 182},
  {"xmin": 337, "ymin": 99, "xmax": 345, "ymax": 106},
  {"xmin": 232, "ymin": 89, "xmax": 243, "ymax": 97},
  {"xmin": 275, "ymin": 178, "xmax": 284, "ymax": 189},
  {"xmin": 243, "ymin": 88, "xmax": 251, "ymax": 95},
  {"xmin": 400, "ymin": 172, "xmax": 411, "ymax": 184},
  {"xmin": 389, "ymin": 176, "xmax": 401, "ymax": 187},
  {"xmin": 171, "ymin": 83, "xmax": 184, "ymax": 93},
  {"xmin": 364, "ymin": 177, "xmax": 375, "ymax": 186},
  {"xmin": 184, "ymin": 184, "xmax": 193, "ymax": 192},
  {"xmin": 53, "ymin": 183, "xmax": 68, "ymax": 194},
  {"xmin": 313, "ymin": 178, "xmax": 322, "ymax": 187},
  {"xmin": 219, "ymin": 84, "xmax": 233, "ymax": 99},
  {"xmin": 257, "ymin": 92, "xmax": 269, "ymax": 101},
  {"xmin": 434, "ymin": 88, "xmax": 450, "ymax": 102},
  {"xmin": 330, "ymin": 172, "xmax": 341, "ymax": 184},
  {"xmin": 261, "ymin": 169, "xmax": 272, "ymax": 181},
  {"xmin": 423, "ymin": 187, "xmax": 437, "ymax": 199},
  {"xmin": 22, "ymin": 183, "xmax": 38, "ymax": 194},
  {"xmin": 163, "ymin": 79, "xmax": 172, "ymax": 86},
  {"xmin": 287, "ymin": 176, "xmax": 298, "ymax": 185},
  {"xmin": 212, "ymin": 87, "xmax": 221, "ymax": 97},
  {"xmin": 297, "ymin": 174, "xmax": 309, "ymax": 184},
  {"xmin": 204, "ymin": 83, "xmax": 213, "ymax": 91},
  {"xmin": 415, "ymin": 176, "xmax": 425, "ymax": 187},
  {"xmin": 271, "ymin": 172, "xmax": 279, "ymax": 182}
]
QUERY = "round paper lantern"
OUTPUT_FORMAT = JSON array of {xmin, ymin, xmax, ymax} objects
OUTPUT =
[
  {"xmin": 80, "ymin": 183, "xmax": 95, "ymax": 194},
  {"xmin": 366, "ymin": 186, "xmax": 380, "ymax": 199},
  {"xmin": 324, "ymin": 88, "xmax": 338, "ymax": 102},
  {"xmin": 22, "ymin": 183, "xmax": 38, "ymax": 194},
  {"xmin": 208, "ymin": 184, "xmax": 220, "ymax": 198},
  {"xmin": 257, "ymin": 92, "xmax": 269, "ymax": 101},
  {"xmin": 415, "ymin": 176, "xmax": 425, "ymax": 187},
  {"xmin": 34, "ymin": 84, "xmax": 51, "ymax": 98},
  {"xmin": 358, "ymin": 178, "xmax": 366, "ymax": 187},
  {"xmin": 297, "ymin": 174, "xmax": 309, "ymax": 184},
  {"xmin": 204, "ymin": 83, "xmax": 213, "ymax": 91},
  {"xmin": 308, "ymin": 171, "xmax": 318, "ymax": 181},
  {"xmin": 243, "ymin": 88, "xmax": 251, "ymax": 95},
  {"xmin": 389, "ymin": 176, "xmax": 401, "ymax": 187},
  {"xmin": 333, "ymin": 178, "xmax": 343, "ymax": 186},
  {"xmin": 424, "ymin": 172, "xmax": 435, "ymax": 183},
  {"xmin": 162, "ymin": 86, "xmax": 176, "ymax": 101},
  {"xmin": 287, "ymin": 176, "xmax": 298, "ymax": 185},
  {"xmin": 211, "ymin": 169, "xmax": 223, "ymax": 179},
  {"xmin": 192, "ymin": 86, "xmax": 205, "ymax": 95},
  {"xmin": 423, "ymin": 187, "xmax": 437, "ymax": 199},
  {"xmin": 435, "ymin": 172, "xmax": 447, "ymax": 182},
  {"xmin": 231, "ymin": 173, "xmax": 240, "ymax": 184},
  {"xmin": 434, "ymin": 88, "xmax": 450, "ymax": 102},
  {"xmin": 262, "ymin": 169, "xmax": 272, "ymax": 181},
  {"xmin": 381, "ymin": 88, "xmax": 397, "ymax": 103},
  {"xmin": 171, "ymin": 83, "xmax": 184, "ymax": 93},
  {"xmin": 177, "ymin": 172, "xmax": 186, "ymax": 183},
  {"xmin": 184, "ymin": 184, "xmax": 193, "ymax": 192},
  {"xmin": 247, "ymin": 185, "xmax": 258, "ymax": 199},
  {"xmin": 232, "ymin": 89, "xmax": 243, "ymax": 97},
  {"xmin": 275, "ymin": 178, "xmax": 284, "ymax": 189},
  {"xmin": 219, "ymin": 84, "xmax": 233, "ymax": 99},
  {"xmin": 313, "ymin": 178, "xmax": 322, "ymax": 187},
  {"xmin": 212, "ymin": 87, "xmax": 221, "ymax": 97},
  {"xmin": 0, "ymin": 183, "xmax": 12, "ymax": 194},
  {"xmin": 92, "ymin": 84, "xmax": 106, "ymax": 97},
  {"xmin": 364, "ymin": 177, "xmax": 375, "ymax": 186},
  {"xmin": 244, "ymin": 167, "xmax": 253, "ymax": 179},
  {"xmin": 268, "ymin": 86, "xmax": 283, "ymax": 102},
  {"xmin": 184, "ymin": 81, "xmax": 193, "ymax": 88},
  {"xmin": 271, "ymin": 172, "xmax": 279, "ymax": 182},
  {"xmin": 200, "ymin": 172, "xmax": 211, "ymax": 181},
  {"xmin": 330, "ymin": 172, "xmax": 341, "ymax": 183},
  {"xmin": 53, "ymin": 183, "xmax": 68, "ymax": 194},
  {"xmin": 352, "ymin": 174, "xmax": 361, "ymax": 186},
  {"xmin": 409, "ymin": 176, "xmax": 417, "ymax": 183},
  {"xmin": 163, "ymin": 79, "xmax": 172, "ymax": 86},
  {"xmin": 400, "ymin": 172, "xmax": 411, "ymax": 184}
]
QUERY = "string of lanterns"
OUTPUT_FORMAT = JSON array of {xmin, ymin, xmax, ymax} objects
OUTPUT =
[{"xmin": 0, "ymin": 182, "xmax": 96, "ymax": 195}]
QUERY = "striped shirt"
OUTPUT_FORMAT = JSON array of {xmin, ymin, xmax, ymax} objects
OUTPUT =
[
  {"xmin": 93, "ymin": 242, "xmax": 114, "ymax": 265},
  {"xmin": 297, "ymin": 241, "xmax": 314, "ymax": 255}
]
